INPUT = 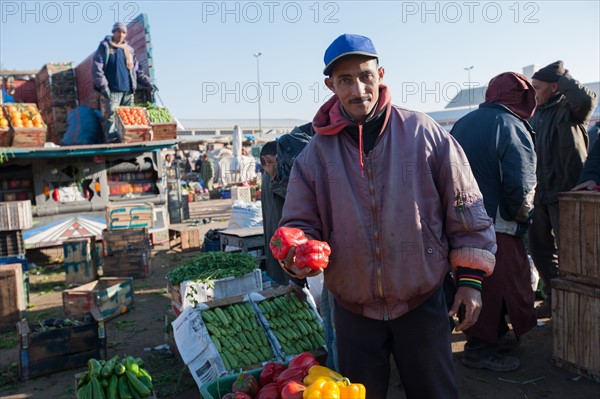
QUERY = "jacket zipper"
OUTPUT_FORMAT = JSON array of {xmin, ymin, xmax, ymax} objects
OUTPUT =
[
  {"xmin": 366, "ymin": 157, "xmax": 388, "ymax": 320},
  {"xmin": 455, "ymin": 193, "xmax": 471, "ymax": 232}
]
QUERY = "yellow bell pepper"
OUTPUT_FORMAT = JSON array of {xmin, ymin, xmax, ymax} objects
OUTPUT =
[
  {"xmin": 304, "ymin": 366, "xmax": 347, "ymax": 386},
  {"xmin": 336, "ymin": 381, "xmax": 366, "ymax": 399},
  {"xmin": 303, "ymin": 378, "xmax": 341, "ymax": 399}
]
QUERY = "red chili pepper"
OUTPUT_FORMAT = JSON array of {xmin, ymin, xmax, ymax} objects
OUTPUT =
[
  {"xmin": 270, "ymin": 227, "xmax": 308, "ymax": 260},
  {"xmin": 52, "ymin": 188, "xmax": 60, "ymax": 202},
  {"xmin": 255, "ymin": 382, "xmax": 281, "ymax": 399},
  {"xmin": 281, "ymin": 381, "xmax": 306, "ymax": 399},
  {"xmin": 261, "ymin": 362, "xmax": 288, "ymax": 386},
  {"xmin": 231, "ymin": 372, "xmax": 260, "ymax": 397},
  {"xmin": 294, "ymin": 240, "xmax": 331, "ymax": 270}
]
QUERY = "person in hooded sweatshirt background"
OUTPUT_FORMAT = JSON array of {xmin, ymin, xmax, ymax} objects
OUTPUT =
[
  {"xmin": 92, "ymin": 22, "xmax": 154, "ymax": 143},
  {"xmin": 278, "ymin": 33, "xmax": 497, "ymax": 399},
  {"xmin": 451, "ymin": 72, "xmax": 538, "ymax": 372}
]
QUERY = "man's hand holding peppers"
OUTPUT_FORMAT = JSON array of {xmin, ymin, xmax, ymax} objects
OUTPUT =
[{"xmin": 270, "ymin": 227, "xmax": 331, "ymax": 279}]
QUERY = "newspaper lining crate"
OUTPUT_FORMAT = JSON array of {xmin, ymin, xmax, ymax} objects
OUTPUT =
[
  {"xmin": 102, "ymin": 249, "xmax": 150, "ymax": 278},
  {"xmin": 62, "ymin": 277, "xmax": 134, "ymax": 321},
  {"xmin": 0, "ymin": 230, "xmax": 25, "ymax": 257},
  {"xmin": 151, "ymin": 122, "xmax": 177, "ymax": 140},
  {"xmin": 0, "ymin": 200, "xmax": 32, "ymax": 231},
  {"xmin": 0, "ymin": 264, "xmax": 26, "ymax": 329},
  {"xmin": 552, "ymin": 278, "xmax": 600, "ymax": 379},
  {"xmin": 102, "ymin": 227, "xmax": 150, "ymax": 256},
  {"xmin": 64, "ymin": 238, "xmax": 97, "ymax": 286},
  {"xmin": 559, "ymin": 192, "xmax": 600, "ymax": 286},
  {"xmin": 17, "ymin": 316, "xmax": 103, "ymax": 380}
]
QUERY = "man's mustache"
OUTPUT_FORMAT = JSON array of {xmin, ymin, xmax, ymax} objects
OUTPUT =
[{"xmin": 349, "ymin": 96, "xmax": 371, "ymax": 104}]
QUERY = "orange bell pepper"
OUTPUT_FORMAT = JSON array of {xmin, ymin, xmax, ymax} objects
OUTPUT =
[{"xmin": 336, "ymin": 381, "xmax": 366, "ymax": 399}]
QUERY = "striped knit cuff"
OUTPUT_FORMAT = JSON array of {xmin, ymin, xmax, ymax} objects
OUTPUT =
[{"xmin": 456, "ymin": 267, "xmax": 485, "ymax": 291}]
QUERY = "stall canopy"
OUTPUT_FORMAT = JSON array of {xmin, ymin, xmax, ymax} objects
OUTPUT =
[{"xmin": 23, "ymin": 216, "xmax": 106, "ymax": 249}]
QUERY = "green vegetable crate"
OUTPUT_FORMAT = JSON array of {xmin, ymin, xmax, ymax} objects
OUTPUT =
[{"xmin": 200, "ymin": 367, "xmax": 262, "ymax": 399}]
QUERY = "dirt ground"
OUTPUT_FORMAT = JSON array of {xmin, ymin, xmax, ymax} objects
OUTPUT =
[{"xmin": 1, "ymin": 199, "xmax": 599, "ymax": 399}]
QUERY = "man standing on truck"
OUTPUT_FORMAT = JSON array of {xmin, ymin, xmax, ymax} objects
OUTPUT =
[{"xmin": 92, "ymin": 22, "xmax": 155, "ymax": 143}]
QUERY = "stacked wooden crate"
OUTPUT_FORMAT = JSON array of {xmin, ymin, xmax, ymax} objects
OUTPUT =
[
  {"xmin": 102, "ymin": 227, "xmax": 151, "ymax": 278},
  {"xmin": 63, "ymin": 237, "xmax": 97, "ymax": 286},
  {"xmin": 554, "ymin": 192, "xmax": 600, "ymax": 379},
  {"xmin": 36, "ymin": 62, "xmax": 78, "ymax": 144}
]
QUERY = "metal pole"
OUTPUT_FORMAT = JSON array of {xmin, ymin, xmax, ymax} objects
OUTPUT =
[
  {"xmin": 253, "ymin": 52, "xmax": 263, "ymax": 137},
  {"xmin": 464, "ymin": 66, "xmax": 474, "ymax": 109}
]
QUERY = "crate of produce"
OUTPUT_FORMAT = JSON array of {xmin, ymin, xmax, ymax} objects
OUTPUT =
[
  {"xmin": 552, "ymin": 278, "xmax": 600, "ymax": 379},
  {"xmin": 17, "ymin": 315, "xmax": 104, "ymax": 380},
  {"xmin": 559, "ymin": 192, "xmax": 600, "ymax": 286},
  {"xmin": 115, "ymin": 107, "xmax": 152, "ymax": 143},
  {"xmin": 62, "ymin": 277, "xmax": 134, "ymax": 321},
  {"xmin": 166, "ymin": 252, "xmax": 262, "ymax": 313},
  {"xmin": 73, "ymin": 355, "xmax": 157, "ymax": 399},
  {"xmin": 103, "ymin": 249, "xmax": 151, "ymax": 278},
  {"xmin": 0, "ymin": 200, "xmax": 32, "ymax": 231},
  {"xmin": 0, "ymin": 263, "xmax": 26, "ymax": 328},
  {"xmin": 102, "ymin": 227, "xmax": 150, "ymax": 256},
  {"xmin": 4, "ymin": 103, "xmax": 47, "ymax": 147},
  {"xmin": 0, "ymin": 106, "xmax": 12, "ymax": 146},
  {"xmin": 64, "ymin": 237, "xmax": 97, "ymax": 286},
  {"xmin": 0, "ymin": 230, "xmax": 25, "ymax": 257},
  {"xmin": 146, "ymin": 106, "xmax": 177, "ymax": 140}
]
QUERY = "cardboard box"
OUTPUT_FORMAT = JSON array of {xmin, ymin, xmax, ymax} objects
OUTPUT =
[
  {"xmin": 17, "ymin": 315, "xmax": 104, "ymax": 380},
  {"xmin": 62, "ymin": 278, "xmax": 134, "ymax": 321},
  {"xmin": 552, "ymin": 278, "xmax": 600, "ymax": 379},
  {"xmin": 559, "ymin": 192, "xmax": 600, "ymax": 286}
]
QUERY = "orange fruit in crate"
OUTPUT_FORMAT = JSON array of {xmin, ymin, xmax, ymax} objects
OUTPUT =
[
  {"xmin": 32, "ymin": 114, "xmax": 43, "ymax": 123},
  {"xmin": 0, "ymin": 118, "xmax": 8, "ymax": 128},
  {"xmin": 23, "ymin": 120, "xmax": 33, "ymax": 128},
  {"xmin": 26, "ymin": 105, "xmax": 37, "ymax": 113},
  {"xmin": 11, "ymin": 111, "xmax": 21, "ymax": 120},
  {"xmin": 6, "ymin": 105, "xmax": 17, "ymax": 114},
  {"xmin": 33, "ymin": 120, "xmax": 43, "ymax": 128},
  {"xmin": 12, "ymin": 119, "xmax": 23, "ymax": 128}
]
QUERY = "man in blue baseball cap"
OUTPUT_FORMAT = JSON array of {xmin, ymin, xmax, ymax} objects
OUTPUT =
[{"xmin": 278, "ymin": 33, "xmax": 497, "ymax": 398}]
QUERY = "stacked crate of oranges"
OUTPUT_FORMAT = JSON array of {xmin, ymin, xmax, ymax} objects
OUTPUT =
[
  {"xmin": 3, "ymin": 103, "xmax": 47, "ymax": 147},
  {"xmin": 0, "ymin": 107, "xmax": 10, "ymax": 146},
  {"xmin": 5, "ymin": 104, "xmax": 46, "ymax": 129}
]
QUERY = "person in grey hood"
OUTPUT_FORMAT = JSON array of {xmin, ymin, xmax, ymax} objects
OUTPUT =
[
  {"xmin": 92, "ymin": 22, "xmax": 155, "ymax": 143},
  {"xmin": 529, "ymin": 61, "xmax": 597, "ymax": 318}
]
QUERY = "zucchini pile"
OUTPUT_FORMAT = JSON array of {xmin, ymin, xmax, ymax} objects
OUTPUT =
[
  {"xmin": 77, "ymin": 355, "xmax": 153, "ymax": 399},
  {"xmin": 202, "ymin": 302, "xmax": 274, "ymax": 370},
  {"xmin": 145, "ymin": 105, "xmax": 173, "ymax": 124},
  {"xmin": 257, "ymin": 293, "xmax": 326, "ymax": 356}
]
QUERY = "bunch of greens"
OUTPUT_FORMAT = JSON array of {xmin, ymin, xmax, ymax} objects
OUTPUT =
[{"xmin": 166, "ymin": 252, "xmax": 257, "ymax": 285}]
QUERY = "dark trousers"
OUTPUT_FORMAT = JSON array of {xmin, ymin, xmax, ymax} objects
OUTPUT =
[
  {"xmin": 529, "ymin": 201, "xmax": 560, "ymax": 298},
  {"xmin": 335, "ymin": 287, "xmax": 458, "ymax": 399}
]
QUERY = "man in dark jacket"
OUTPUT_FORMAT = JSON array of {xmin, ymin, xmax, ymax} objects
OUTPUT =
[
  {"xmin": 529, "ymin": 61, "xmax": 597, "ymax": 317},
  {"xmin": 572, "ymin": 138, "xmax": 600, "ymax": 191},
  {"xmin": 92, "ymin": 22, "xmax": 154, "ymax": 143},
  {"xmin": 452, "ymin": 72, "xmax": 538, "ymax": 372}
]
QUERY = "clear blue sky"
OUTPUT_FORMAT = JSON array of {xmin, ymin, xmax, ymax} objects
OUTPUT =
[{"xmin": 1, "ymin": 1, "xmax": 599, "ymax": 121}]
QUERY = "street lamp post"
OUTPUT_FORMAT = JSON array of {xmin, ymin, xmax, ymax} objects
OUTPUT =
[
  {"xmin": 464, "ymin": 65, "xmax": 474, "ymax": 109},
  {"xmin": 253, "ymin": 52, "xmax": 263, "ymax": 137}
]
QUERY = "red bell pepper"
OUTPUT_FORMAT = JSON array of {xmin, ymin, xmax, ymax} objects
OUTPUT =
[
  {"xmin": 270, "ymin": 227, "xmax": 308, "ymax": 260},
  {"xmin": 288, "ymin": 352, "xmax": 319, "ymax": 372},
  {"xmin": 275, "ymin": 367, "xmax": 306, "ymax": 391},
  {"xmin": 231, "ymin": 372, "xmax": 260, "ymax": 397},
  {"xmin": 260, "ymin": 362, "xmax": 288, "ymax": 386},
  {"xmin": 255, "ymin": 382, "xmax": 281, "ymax": 399},
  {"xmin": 294, "ymin": 240, "xmax": 331, "ymax": 270},
  {"xmin": 281, "ymin": 381, "xmax": 306, "ymax": 399}
]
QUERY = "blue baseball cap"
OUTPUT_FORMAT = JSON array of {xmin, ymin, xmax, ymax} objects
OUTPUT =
[{"xmin": 323, "ymin": 34, "xmax": 378, "ymax": 75}]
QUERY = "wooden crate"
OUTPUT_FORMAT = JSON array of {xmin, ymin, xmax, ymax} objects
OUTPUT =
[
  {"xmin": 0, "ymin": 264, "xmax": 26, "ymax": 328},
  {"xmin": 552, "ymin": 278, "xmax": 600, "ymax": 379},
  {"xmin": 11, "ymin": 127, "xmax": 47, "ymax": 147},
  {"xmin": 102, "ymin": 227, "xmax": 150, "ymax": 256},
  {"xmin": 0, "ymin": 230, "xmax": 25, "ymax": 257},
  {"xmin": 64, "ymin": 238, "xmax": 97, "ymax": 286},
  {"xmin": 0, "ymin": 200, "xmax": 33, "ymax": 231},
  {"xmin": 17, "ymin": 316, "xmax": 103, "ymax": 380},
  {"xmin": 62, "ymin": 277, "xmax": 134, "ymax": 321},
  {"xmin": 151, "ymin": 122, "xmax": 177, "ymax": 140},
  {"xmin": 169, "ymin": 225, "xmax": 202, "ymax": 251},
  {"xmin": 105, "ymin": 202, "xmax": 154, "ymax": 230},
  {"xmin": 102, "ymin": 249, "xmax": 150, "ymax": 278},
  {"xmin": 0, "ymin": 128, "xmax": 12, "ymax": 146},
  {"xmin": 115, "ymin": 107, "xmax": 152, "ymax": 143},
  {"xmin": 559, "ymin": 192, "xmax": 600, "ymax": 286}
]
